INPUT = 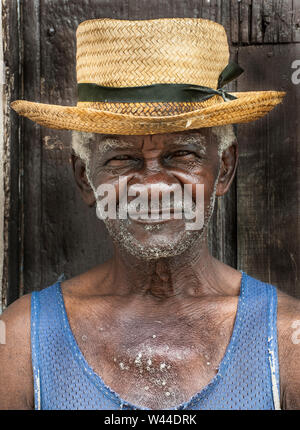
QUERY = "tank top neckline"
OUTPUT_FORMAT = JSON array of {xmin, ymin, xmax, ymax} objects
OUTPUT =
[{"xmin": 55, "ymin": 271, "xmax": 246, "ymax": 410}]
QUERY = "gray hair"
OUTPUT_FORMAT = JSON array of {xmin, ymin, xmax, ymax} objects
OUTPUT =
[
  {"xmin": 71, "ymin": 124, "xmax": 237, "ymax": 163},
  {"xmin": 211, "ymin": 124, "xmax": 237, "ymax": 157},
  {"xmin": 71, "ymin": 130, "xmax": 94, "ymax": 164}
]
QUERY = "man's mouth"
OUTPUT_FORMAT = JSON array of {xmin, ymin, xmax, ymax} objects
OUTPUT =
[
  {"xmin": 107, "ymin": 199, "xmax": 198, "ymax": 225},
  {"xmin": 128, "ymin": 207, "xmax": 185, "ymax": 224}
]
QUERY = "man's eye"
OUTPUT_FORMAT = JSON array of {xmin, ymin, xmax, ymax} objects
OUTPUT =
[
  {"xmin": 170, "ymin": 150, "xmax": 197, "ymax": 159},
  {"xmin": 105, "ymin": 155, "xmax": 135, "ymax": 166}
]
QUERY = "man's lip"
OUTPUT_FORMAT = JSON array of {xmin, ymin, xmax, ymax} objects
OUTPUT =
[
  {"xmin": 128, "ymin": 208, "xmax": 183, "ymax": 224},
  {"xmin": 129, "ymin": 217, "xmax": 176, "ymax": 225},
  {"xmin": 132, "ymin": 208, "xmax": 181, "ymax": 215}
]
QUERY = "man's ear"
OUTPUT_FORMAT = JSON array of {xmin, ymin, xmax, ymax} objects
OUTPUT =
[
  {"xmin": 215, "ymin": 142, "xmax": 238, "ymax": 197},
  {"xmin": 71, "ymin": 152, "xmax": 96, "ymax": 207}
]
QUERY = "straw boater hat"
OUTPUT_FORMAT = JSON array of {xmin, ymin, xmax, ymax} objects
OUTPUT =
[{"xmin": 11, "ymin": 17, "xmax": 286, "ymax": 135}]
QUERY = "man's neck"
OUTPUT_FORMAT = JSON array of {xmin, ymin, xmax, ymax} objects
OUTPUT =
[{"xmin": 106, "ymin": 234, "xmax": 241, "ymax": 300}]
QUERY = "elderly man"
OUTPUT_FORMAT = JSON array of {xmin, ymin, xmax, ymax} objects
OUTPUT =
[{"xmin": 1, "ymin": 17, "xmax": 299, "ymax": 410}]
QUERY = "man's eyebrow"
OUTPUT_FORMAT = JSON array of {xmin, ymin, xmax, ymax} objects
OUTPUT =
[
  {"xmin": 97, "ymin": 137, "xmax": 135, "ymax": 158},
  {"xmin": 170, "ymin": 135, "xmax": 207, "ymax": 153}
]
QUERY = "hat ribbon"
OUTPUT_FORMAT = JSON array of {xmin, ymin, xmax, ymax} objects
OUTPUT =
[{"xmin": 77, "ymin": 61, "xmax": 244, "ymax": 104}]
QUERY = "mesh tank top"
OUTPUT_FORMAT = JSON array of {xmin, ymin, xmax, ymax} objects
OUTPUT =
[{"xmin": 30, "ymin": 271, "xmax": 280, "ymax": 410}]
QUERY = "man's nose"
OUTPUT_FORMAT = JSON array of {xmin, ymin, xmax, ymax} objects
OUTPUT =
[
  {"xmin": 128, "ymin": 177, "xmax": 177, "ymax": 195},
  {"xmin": 132, "ymin": 171, "xmax": 178, "ymax": 188},
  {"xmin": 127, "ymin": 172, "xmax": 182, "ymax": 208},
  {"xmin": 141, "ymin": 152, "xmax": 163, "ymax": 174}
]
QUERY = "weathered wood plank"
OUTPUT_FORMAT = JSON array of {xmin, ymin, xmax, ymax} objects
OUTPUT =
[
  {"xmin": 128, "ymin": 0, "xmax": 203, "ymax": 20},
  {"xmin": 293, "ymin": 0, "xmax": 300, "ymax": 42},
  {"xmin": 251, "ymin": 0, "xmax": 263, "ymax": 43},
  {"xmin": 237, "ymin": 44, "xmax": 300, "ymax": 297},
  {"xmin": 240, "ymin": 0, "xmax": 252, "ymax": 44},
  {"xmin": 230, "ymin": 0, "xmax": 295, "ymax": 45},
  {"xmin": 22, "ymin": 0, "xmax": 43, "ymax": 295},
  {"xmin": 260, "ymin": 0, "xmax": 293, "ymax": 44},
  {"xmin": 277, "ymin": 0, "xmax": 293, "ymax": 43},
  {"xmin": 230, "ymin": 0, "xmax": 240, "ymax": 44},
  {"xmin": 261, "ymin": 0, "xmax": 276, "ymax": 43},
  {"xmin": 2, "ymin": 0, "xmax": 22, "ymax": 306}
]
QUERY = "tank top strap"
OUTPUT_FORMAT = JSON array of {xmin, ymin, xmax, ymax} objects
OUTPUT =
[
  {"xmin": 31, "ymin": 282, "xmax": 62, "ymax": 410},
  {"xmin": 238, "ymin": 272, "xmax": 280, "ymax": 409}
]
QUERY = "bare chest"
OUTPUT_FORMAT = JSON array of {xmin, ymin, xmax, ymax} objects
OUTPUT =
[{"xmin": 64, "ymin": 296, "xmax": 237, "ymax": 409}]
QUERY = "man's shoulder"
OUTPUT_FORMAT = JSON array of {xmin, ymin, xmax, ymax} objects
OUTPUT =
[
  {"xmin": 276, "ymin": 289, "xmax": 300, "ymax": 409},
  {"xmin": 277, "ymin": 289, "xmax": 300, "ymax": 339},
  {"xmin": 276, "ymin": 290, "xmax": 300, "ymax": 374},
  {"xmin": 0, "ymin": 293, "xmax": 33, "ymax": 409},
  {"xmin": 60, "ymin": 262, "xmax": 113, "ymax": 297},
  {"xmin": 0, "ymin": 292, "xmax": 32, "ymax": 336}
]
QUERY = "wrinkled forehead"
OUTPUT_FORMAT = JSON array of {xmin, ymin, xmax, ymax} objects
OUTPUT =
[{"xmin": 91, "ymin": 128, "xmax": 216, "ymax": 157}]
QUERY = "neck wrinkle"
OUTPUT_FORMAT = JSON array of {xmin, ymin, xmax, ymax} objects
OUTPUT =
[{"xmin": 108, "ymin": 232, "xmax": 222, "ymax": 299}]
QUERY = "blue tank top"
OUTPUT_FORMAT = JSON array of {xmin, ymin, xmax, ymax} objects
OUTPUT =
[{"xmin": 30, "ymin": 271, "xmax": 280, "ymax": 410}]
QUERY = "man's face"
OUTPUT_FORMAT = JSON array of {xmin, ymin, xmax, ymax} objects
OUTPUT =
[{"xmin": 79, "ymin": 128, "xmax": 228, "ymax": 259}]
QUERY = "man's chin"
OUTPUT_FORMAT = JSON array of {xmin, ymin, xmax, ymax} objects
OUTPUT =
[{"xmin": 104, "ymin": 218, "xmax": 205, "ymax": 260}]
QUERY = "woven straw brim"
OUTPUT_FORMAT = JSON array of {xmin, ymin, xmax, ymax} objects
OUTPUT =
[{"xmin": 11, "ymin": 90, "xmax": 286, "ymax": 135}]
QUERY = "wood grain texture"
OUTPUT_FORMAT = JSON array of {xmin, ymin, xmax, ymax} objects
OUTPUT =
[
  {"xmin": 237, "ymin": 44, "xmax": 300, "ymax": 297},
  {"xmin": 231, "ymin": 0, "xmax": 297, "ymax": 45},
  {"xmin": 22, "ymin": 0, "xmax": 42, "ymax": 295},
  {"xmin": 2, "ymin": 0, "xmax": 22, "ymax": 306},
  {"xmin": 293, "ymin": 0, "xmax": 300, "ymax": 42}
]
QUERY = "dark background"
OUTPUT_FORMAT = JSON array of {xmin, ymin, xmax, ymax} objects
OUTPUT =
[{"xmin": 2, "ymin": 0, "xmax": 300, "ymax": 306}]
